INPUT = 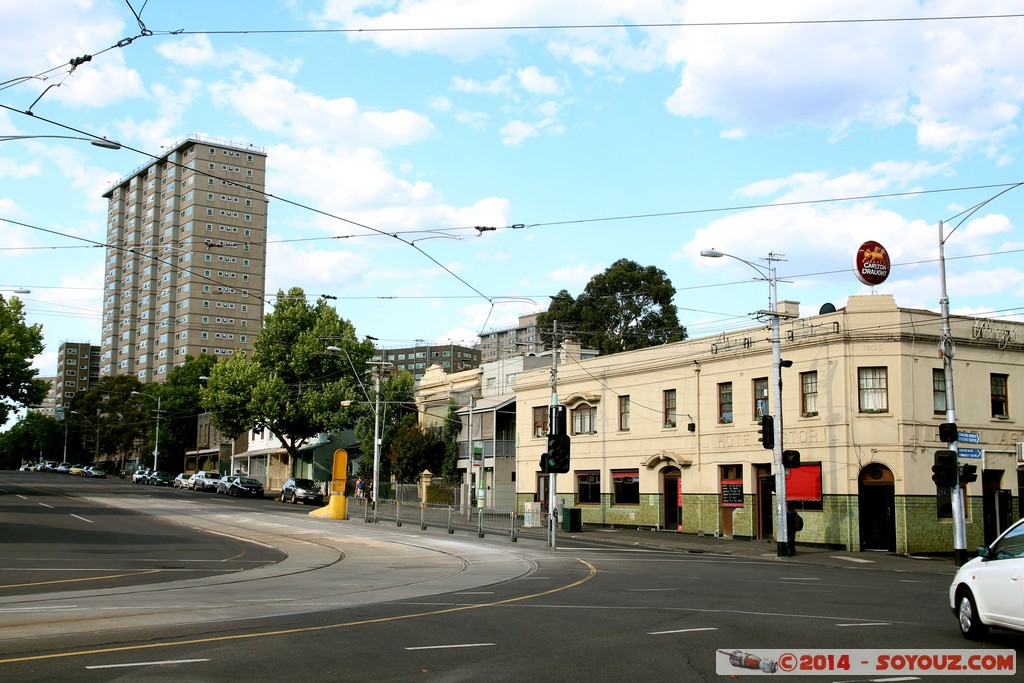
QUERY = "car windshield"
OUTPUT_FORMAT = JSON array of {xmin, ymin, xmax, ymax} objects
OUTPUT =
[
  {"xmin": 293, "ymin": 479, "xmax": 316, "ymax": 488},
  {"xmin": 238, "ymin": 477, "xmax": 261, "ymax": 485},
  {"xmin": 206, "ymin": 472, "xmax": 221, "ymax": 479}
]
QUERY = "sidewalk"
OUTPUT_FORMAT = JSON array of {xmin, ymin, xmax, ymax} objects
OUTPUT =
[{"xmin": 560, "ymin": 524, "xmax": 959, "ymax": 575}]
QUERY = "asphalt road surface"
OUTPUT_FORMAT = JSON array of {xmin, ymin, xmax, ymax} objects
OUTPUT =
[{"xmin": 1, "ymin": 471, "xmax": 1019, "ymax": 682}]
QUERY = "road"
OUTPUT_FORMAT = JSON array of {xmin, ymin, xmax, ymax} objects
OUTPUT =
[{"xmin": 0, "ymin": 472, "xmax": 1018, "ymax": 682}]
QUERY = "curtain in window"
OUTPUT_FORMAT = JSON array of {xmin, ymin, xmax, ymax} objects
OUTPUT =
[{"xmin": 859, "ymin": 367, "xmax": 888, "ymax": 411}]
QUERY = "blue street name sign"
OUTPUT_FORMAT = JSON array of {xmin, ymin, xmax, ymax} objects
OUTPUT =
[
  {"xmin": 958, "ymin": 431, "xmax": 980, "ymax": 444},
  {"xmin": 958, "ymin": 447, "xmax": 982, "ymax": 459}
]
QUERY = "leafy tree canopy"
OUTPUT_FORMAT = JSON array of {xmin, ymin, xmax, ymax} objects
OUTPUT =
[
  {"xmin": 201, "ymin": 287, "xmax": 373, "ymax": 462},
  {"xmin": 353, "ymin": 369, "xmax": 417, "ymax": 484},
  {"xmin": 0, "ymin": 294, "xmax": 48, "ymax": 424},
  {"xmin": 536, "ymin": 258, "xmax": 687, "ymax": 356},
  {"xmin": 0, "ymin": 412, "xmax": 62, "ymax": 468}
]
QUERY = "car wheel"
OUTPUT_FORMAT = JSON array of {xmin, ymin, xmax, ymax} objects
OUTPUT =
[
  {"xmin": 280, "ymin": 492, "xmax": 287, "ymax": 502},
  {"xmin": 958, "ymin": 589, "xmax": 988, "ymax": 640},
  {"xmin": 291, "ymin": 493, "xmax": 298, "ymax": 504}
]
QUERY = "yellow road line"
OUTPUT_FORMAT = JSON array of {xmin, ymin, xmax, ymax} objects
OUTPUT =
[
  {"xmin": 0, "ymin": 559, "xmax": 597, "ymax": 665},
  {"xmin": 0, "ymin": 569, "xmax": 162, "ymax": 590}
]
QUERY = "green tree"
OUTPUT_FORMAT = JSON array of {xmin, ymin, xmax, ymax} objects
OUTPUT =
[
  {"xmin": 353, "ymin": 370, "xmax": 417, "ymax": 486},
  {"xmin": 0, "ymin": 412, "xmax": 63, "ymax": 468},
  {"xmin": 201, "ymin": 287, "xmax": 371, "ymax": 465},
  {"xmin": 0, "ymin": 294, "xmax": 48, "ymax": 424},
  {"xmin": 71, "ymin": 375, "xmax": 145, "ymax": 468},
  {"xmin": 386, "ymin": 422, "xmax": 445, "ymax": 483},
  {"xmin": 138, "ymin": 355, "xmax": 218, "ymax": 473},
  {"xmin": 439, "ymin": 400, "xmax": 463, "ymax": 485},
  {"xmin": 536, "ymin": 259, "xmax": 687, "ymax": 356}
]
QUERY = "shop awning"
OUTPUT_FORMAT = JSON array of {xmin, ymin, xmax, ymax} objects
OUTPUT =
[
  {"xmin": 785, "ymin": 463, "xmax": 822, "ymax": 501},
  {"xmin": 613, "ymin": 470, "xmax": 640, "ymax": 480}
]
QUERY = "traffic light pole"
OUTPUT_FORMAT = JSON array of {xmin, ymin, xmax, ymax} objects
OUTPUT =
[
  {"xmin": 549, "ymin": 320, "xmax": 559, "ymax": 551},
  {"xmin": 939, "ymin": 221, "xmax": 968, "ymax": 566}
]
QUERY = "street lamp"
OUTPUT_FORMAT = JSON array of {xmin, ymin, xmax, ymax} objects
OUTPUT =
[
  {"xmin": 326, "ymin": 344, "xmax": 386, "ymax": 506},
  {"xmin": 131, "ymin": 391, "xmax": 161, "ymax": 471},
  {"xmin": 0, "ymin": 135, "xmax": 121, "ymax": 149},
  {"xmin": 701, "ymin": 248, "xmax": 790, "ymax": 557}
]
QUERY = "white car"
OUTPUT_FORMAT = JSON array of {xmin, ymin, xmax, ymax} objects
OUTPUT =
[
  {"xmin": 949, "ymin": 517, "xmax": 1024, "ymax": 638},
  {"xmin": 191, "ymin": 470, "xmax": 222, "ymax": 492}
]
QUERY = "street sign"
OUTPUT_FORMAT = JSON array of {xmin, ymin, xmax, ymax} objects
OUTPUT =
[
  {"xmin": 54, "ymin": 405, "xmax": 64, "ymax": 421},
  {"xmin": 958, "ymin": 431, "xmax": 980, "ymax": 444},
  {"xmin": 957, "ymin": 447, "xmax": 982, "ymax": 459}
]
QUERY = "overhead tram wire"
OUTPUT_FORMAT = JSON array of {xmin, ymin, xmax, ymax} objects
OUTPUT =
[
  {"xmin": 0, "ymin": 107, "xmax": 496, "ymax": 315},
  {"xmin": 166, "ymin": 12, "xmax": 1024, "ymax": 38}
]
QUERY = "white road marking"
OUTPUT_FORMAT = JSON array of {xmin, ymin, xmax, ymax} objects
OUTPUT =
[
  {"xmin": 38, "ymin": 502, "xmax": 53, "ymax": 508},
  {"xmin": 649, "ymin": 627, "xmax": 718, "ymax": 635},
  {"xmin": 70, "ymin": 514, "xmax": 93, "ymax": 523},
  {"xmin": 406, "ymin": 643, "xmax": 495, "ymax": 651},
  {"xmin": 454, "ymin": 591, "xmax": 495, "ymax": 595},
  {"xmin": 86, "ymin": 658, "xmax": 210, "ymax": 670},
  {"xmin": 831, "ymin": 555, "xmax": 875, "ymax": 564},
  {"xmin": 836, "ymin": 622, "xmax": 891, "ymax": 627}
]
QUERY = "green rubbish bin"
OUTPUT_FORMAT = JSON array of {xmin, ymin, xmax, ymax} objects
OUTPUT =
[{"xmin": 562, "ymin": 507, "xmax": 582, "ymax": 533}]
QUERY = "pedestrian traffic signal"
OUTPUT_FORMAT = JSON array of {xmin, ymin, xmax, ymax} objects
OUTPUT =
[
  {"xmin": 939, "ymin": 422, "xmax": 958, "ymax": 443},
  {"xmin": 782, "ymin": 450, "xmax": 800, "ymax": 468},
  {"xmin": 931, "ymin": 450, "xmax": 958, "ymax": 488},
  {"xmin": 959, "ymin": 463, "xmax": 978, "ymax": 484},
  {"xmin": 546, "ymin": 433, "xmax": 571, "ymax": 473},
  {"xmin": 758, "ymin": 415, "xmax": 774, "ymax": 450}
]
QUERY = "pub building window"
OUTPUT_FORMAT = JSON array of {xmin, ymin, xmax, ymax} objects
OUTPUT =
[
  {"xmin": 577, "ymin": 471, "xmax": 600, "ymax": 504},
  {"xmin": 612, "ymin": 470, "xmax": 639, "ymax": 505}
]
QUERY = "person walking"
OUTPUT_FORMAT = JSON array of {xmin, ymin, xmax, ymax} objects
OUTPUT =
[
  {"xmin": 786, "ymin": 503, "xmax": 803, "ymax": 556},
  {"xmin": 355, "ymin": 477, "xmax": 364, "ymax": 498}
]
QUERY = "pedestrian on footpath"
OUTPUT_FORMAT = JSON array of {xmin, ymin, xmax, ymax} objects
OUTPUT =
[
  {"xmin": 786, "ymin": 503, "xmax": 803, "ymax": 556},
  {"xmin": 356, "ymin": 477, "xmax": 364, "ymax": 498}
]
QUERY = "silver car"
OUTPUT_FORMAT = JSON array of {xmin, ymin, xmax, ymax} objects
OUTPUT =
[{"xmin": 950, "ymin": 517, "xmax": 1024, "ymax": 638}]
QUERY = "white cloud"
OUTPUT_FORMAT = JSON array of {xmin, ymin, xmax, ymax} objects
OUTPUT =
[
  {"xmin": 429, "ymin": 95, "xmax": 452, "ymax": 112},
  {"xmin": 451, "ymin": 74, "xmax": 514, "ymax": 97},
  {"xmin": 156, "ymin": 34, "xmax": 217, "ymax": 66},
  {"xmin": 500, "ymin": 120, "xmax": 539, "ymax": 146},
  {"xmin": 210, "ymin": 73, "xmax": 434, "ymax": 148},
  {"xmin": 517, "ymin": 66, "xmax": 562, "ymax": 94}
]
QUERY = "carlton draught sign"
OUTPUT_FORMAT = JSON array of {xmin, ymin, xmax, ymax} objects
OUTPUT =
[{"xmin": 854, "ymin": 240, "xmax": 890, "ymax": 286}]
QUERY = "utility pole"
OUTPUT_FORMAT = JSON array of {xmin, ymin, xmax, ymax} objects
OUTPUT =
[
  {"xmin": 939, "ymin": 220, "xmax": 968, "ymax": 565},
  {"xmin": 549, "ymin": 320, "xmax": 559, "ymax": 550}
]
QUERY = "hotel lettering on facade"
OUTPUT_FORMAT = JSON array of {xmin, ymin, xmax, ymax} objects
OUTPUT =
[{"xmin": 514, "ymin": 294, "xmax": 1022, "ymax": 554}]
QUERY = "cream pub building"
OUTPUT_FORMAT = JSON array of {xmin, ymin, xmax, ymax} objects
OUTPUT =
[{"xmin": 514, "ymin": 294, "xmax": 1022, "ymax": 554}]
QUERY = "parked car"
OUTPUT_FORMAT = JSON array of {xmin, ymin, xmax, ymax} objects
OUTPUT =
[
  {"xmin": 279, "ymin": 477, "xmax": 324, "ymax": 505},
  {"xmin": 172, "ymin": 473, "xmax": 191, "ymax": 489},
  {"xmin": 56, "ymin": 462, "xmax": 72, "ymax": 473},
  {"xmin": 191, "ymin": 471, "xmax": 222, "ymax": 492},
  {"xmin": 132, "ymin": 469, "xmax": 151, "ymax": 483},
  {"xmin": 18, "ymin": 463, "xmax": 33, "ymax": 471},
  {"xmin": 83, "ymin": 465, "xmax": 107, "ymax": 478},
  {"xmin": 950, "ymin": 516, "xmax": 1024, "ymax": 638},
  {"xmin": 227, "ymin": 476, "xmax": 265, "ymax": 498},
  {"xmin": 69, "ymin": 464, "xmax": 87, "ymax": 476},
  {"xmin": 216, "ymin": 475, "xmax": 239, "ymax": 494},
  {"xmin": 149, "ymin": 471, "xmax": 173, "ymax": 487}
]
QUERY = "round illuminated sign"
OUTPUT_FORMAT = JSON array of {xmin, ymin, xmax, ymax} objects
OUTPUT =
[{"xmin": 854, "ymin": 240, "xmax": 890, "ymax": 286}]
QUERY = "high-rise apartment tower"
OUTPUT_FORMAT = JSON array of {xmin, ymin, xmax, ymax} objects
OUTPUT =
[{"xmin": 100, "ymin": 135, "xmax": 267, "ymax": 380}]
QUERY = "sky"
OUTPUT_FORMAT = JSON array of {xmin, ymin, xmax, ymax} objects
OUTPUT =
[{"xmin": 3, "ymin": 1, "xmax": 1024, "ymax": 379}]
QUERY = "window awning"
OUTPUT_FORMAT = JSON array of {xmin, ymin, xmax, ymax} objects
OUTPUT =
[
  {"xmin": 785, "ymin": 463, "xmax": 822, "ymax": 501},
  {"xmin": 613, "ymin": 470, "xmax": 640, "ymax": 480}
]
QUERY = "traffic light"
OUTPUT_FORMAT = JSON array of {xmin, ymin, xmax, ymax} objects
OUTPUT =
[
  {"xmin": 959, "ymin": 463, "xmax": 978, "ymax": 484},
  {"xmin": 782, "ymin": 450, "xmax": 800, "ymax": 468},
  {"xmin": 758, "ymin": 415, "xmax": 774, "ymax": 450},
  {"xmin": 546, "ymin": 433, "xmax": 571, "ymax": 474},
  {"xmin": 540, "ymin": 452, "xmax": 551, "ymax": 474},
  {"xmin": 939, "ymin": 422, "xmax": 958, "ymax": 443},
  {"xmin": 931, "ymin": 450, "xmax": 958, "ymax": 488}
]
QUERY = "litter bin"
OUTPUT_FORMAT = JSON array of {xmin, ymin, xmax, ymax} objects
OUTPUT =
[{"xmin": 562, "ymin": 507, "xmax": 582, "ymax": 533}]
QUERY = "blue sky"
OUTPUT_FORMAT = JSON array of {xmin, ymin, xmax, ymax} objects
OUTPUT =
[{"xmin": 3, "ymin": 1, "xmax": 1024, "ymax": 376}]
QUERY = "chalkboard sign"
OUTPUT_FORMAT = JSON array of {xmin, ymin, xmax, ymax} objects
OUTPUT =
[{"xmin": 721, "ymin": 479, "xmax": 744, "ymax": 507}]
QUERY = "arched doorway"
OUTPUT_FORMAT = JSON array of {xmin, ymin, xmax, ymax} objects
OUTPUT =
[
  {"xmin": 858, "ymin": 463, "xmax": 896, "ymax": 551},
  {"xmin": 662, "ymin": 466, "xmax": 682, "ymax": 530}
]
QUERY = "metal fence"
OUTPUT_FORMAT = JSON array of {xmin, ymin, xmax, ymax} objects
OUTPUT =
[{"xmin": 341, "ymin": 496, "xmax": 554, "ymax": 543}]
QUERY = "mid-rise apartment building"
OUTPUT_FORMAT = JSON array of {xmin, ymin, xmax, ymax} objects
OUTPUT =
[
  {"xmin": 55, "ymin": 342, "xmax": 100, "ymax": 407},
  {"xmin": 376, "ymin": 342, "xmax": 481, "ymax": 380},
  {"xmin": 100, "ymin": 135, "xmax": 267, "ymax": 380},
  {"xmin": 477, "ymin": 312, "xmax": 543, "ymax": 362}
]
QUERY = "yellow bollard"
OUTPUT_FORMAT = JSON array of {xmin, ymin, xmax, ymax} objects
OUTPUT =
[{"xmin": 309, "ymin": 494, "xmax": 347, "ymax": 520}]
